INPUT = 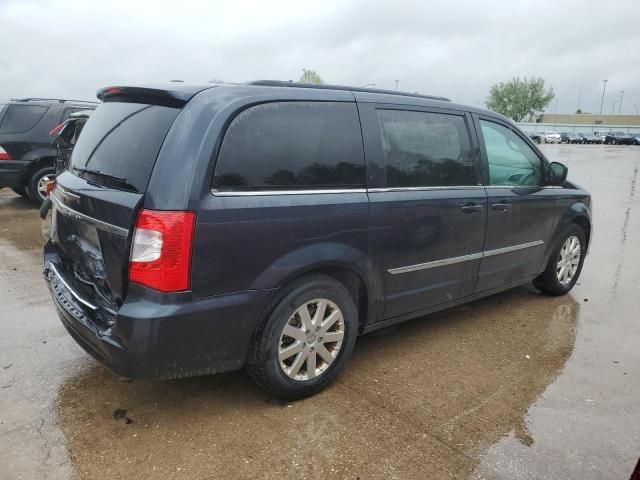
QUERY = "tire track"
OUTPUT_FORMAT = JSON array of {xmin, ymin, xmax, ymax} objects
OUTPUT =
[{"xmin": 613, "ymin": 163, "xmax": 638, "ymax": 289}]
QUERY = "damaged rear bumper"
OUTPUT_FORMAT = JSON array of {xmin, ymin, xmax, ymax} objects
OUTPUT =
[{"xmin": 44, "ymin": 244, "xmax": 273, "ymax": 379}]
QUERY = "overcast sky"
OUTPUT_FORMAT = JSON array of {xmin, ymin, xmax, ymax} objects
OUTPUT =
[{"xmin": 2, "ymin": 0, "xmax": 639, "ymax": 115}]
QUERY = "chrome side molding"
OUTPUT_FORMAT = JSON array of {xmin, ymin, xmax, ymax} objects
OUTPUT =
[
  {"xmin": 388, "ymin": 240, "xmax": 544, "ymax": 274},
  {"xmin": 211, "ymin": 188, "xmax": 367, "ymax": 196},
  {"xmin": 482, "ymin": 240, "xmax": 545, "ymax": 257},
  {"xmin": 368, "ymin": 185, "xmax": 484, "ymax": 193}
]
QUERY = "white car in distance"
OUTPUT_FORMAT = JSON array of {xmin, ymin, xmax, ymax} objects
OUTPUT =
[{"xmin": 540, "ymin": 131, "xmax": 562, "ymax": 144}]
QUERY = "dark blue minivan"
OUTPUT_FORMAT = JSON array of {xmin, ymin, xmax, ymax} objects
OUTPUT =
[{"xmin": 44, "ymin": 82, "xmax": 591, "ymax": 398}]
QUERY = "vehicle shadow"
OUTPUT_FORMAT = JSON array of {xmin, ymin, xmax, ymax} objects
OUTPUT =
[{"xmin": 56, "ymin": 286, "xmax": 579, "ymax": 480}]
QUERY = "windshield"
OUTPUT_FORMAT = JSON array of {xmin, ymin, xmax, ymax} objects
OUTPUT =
[{"xmin": 70, "ymin": 102, "xmax": 179, "ymax": 192}]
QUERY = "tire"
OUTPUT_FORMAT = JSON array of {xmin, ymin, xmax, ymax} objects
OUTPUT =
[
  {"xmin": 11, "ymin": 186, "xmax": 27, "ymax": 197},
  {"xmin": 26, "ymin": 165, "xmax": 55, "ymax": 205},
  {"xmin": 534, "ymin": 224, "xmax": 587, "ymax": 296},
  {"xmin": 246, "ymin": 274, "xmax": 358, "ymax": 399}
]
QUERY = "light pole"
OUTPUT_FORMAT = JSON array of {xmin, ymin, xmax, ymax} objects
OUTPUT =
[
  {"xmin": 395, "ymin": 80, "xmax": 399, "ymax": 91},
  {"xmin": 611, "ymin": 100, "xmax": 618, "ymax": 115},
  {"xmin": 576, "ymin": 85, "xmax": 583, "ymax": 112},
  {"xmin": 634, "ymin": 104, "xmax": 639, "ymax": 115},
  {"xmin": 600, "ymin": 79, "xmax": 608, "ymax": 114},
  {"xmin": 619, "ymin": 90, "xmax": 624, "ymax": 114}
]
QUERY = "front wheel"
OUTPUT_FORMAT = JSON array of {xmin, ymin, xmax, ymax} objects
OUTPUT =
[
  {"xmin": 534, "ymin": 225, "xmax": 587, "ymax": 296},
  {"xmin": 246, "ymin": 275, "xmax": 358, "ymax": 399}
]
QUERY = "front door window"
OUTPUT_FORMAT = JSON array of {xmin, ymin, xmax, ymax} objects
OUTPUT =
[{"xmin": 480, "ymin": 120, "xmax": 543, "ymax": 187}]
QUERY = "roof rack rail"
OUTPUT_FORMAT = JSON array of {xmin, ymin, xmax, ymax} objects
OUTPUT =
[
  {"xmin": 247, "ymin": 80, "xmax": 450, "ymax": 102},
  {"xmin": 10, "ymin": 97, "xmax": 99, "ymax": 104}
]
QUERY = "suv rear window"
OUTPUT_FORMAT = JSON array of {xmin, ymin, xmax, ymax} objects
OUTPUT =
[
  {"xmin": 70, "ymin": 103, "xmax": 179, "ymax": 193},
  {"xmin": 212, "ymin": 102, "xmax": 365, "ymax": 192},
  {"xmin": 0, "ymin": 104, "xmax": 49, "ymax": 133}
]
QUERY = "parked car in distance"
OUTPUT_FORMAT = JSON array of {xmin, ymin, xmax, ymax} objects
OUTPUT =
[
  {"xmin": 560, "ymin": 133, "xmax": 570, "ymax": 143},
  {"xmin": 611, "ymin": 132, "xmax": 634, "ymax": 145},
  {"xmin": 44, "ymin": 81, "xmax": 592, "ymax": 399},
  {"xmin": 50, "ymin": 110, "xmax": 93, "ymax": 174},
  {"xmin": 0, "ymin": 98, "xmax": 98, "ymax": 203},
  {"xmin": 526, "ymin": 131, "xmax": 541, "ymax": 144},
  {"xmin": 540, "ymin": 131, "xmax": 562, "ymax": 143},
  {"xmin": 566, "ymin": 133, "xmax": 584, "ymax": 144},
  {"xmin": 40, "ymin": 110, "xmax": 94, "ymax": 240},
  {"xmin": 603, "ymin": 131, "xmax": 632, "ymax": 145},
  {"xmin": 580, "ymin": 133, "xmax": 603, "ymax": 144},
  {"xmin": 633, "ymin": 134, "xmax": 640, "ymax": 145}
]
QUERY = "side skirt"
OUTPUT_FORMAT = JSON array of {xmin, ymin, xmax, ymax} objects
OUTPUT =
[{"xmin": 361, "ymin": 274, "xmax": 539, "ymax": 334}]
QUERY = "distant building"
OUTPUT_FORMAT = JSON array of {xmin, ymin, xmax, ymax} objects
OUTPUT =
[{"xmin": 537, "ymin": 113, "xmax": 640, "ymax": 126}]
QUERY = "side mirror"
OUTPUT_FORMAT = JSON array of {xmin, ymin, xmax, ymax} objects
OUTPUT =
[{"xmin": 549, "ymin": 162, "xmax": 568, "ymax": 186}]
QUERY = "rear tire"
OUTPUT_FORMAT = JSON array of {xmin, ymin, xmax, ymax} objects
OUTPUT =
[
  {"xmin": 11, "ymin": 186, "xmax": 27, "ymax": 198},
  {"xmin": 246, "ymin": 274, "xmax": 358, "ymax": 400},
  {"xmin": 26, "ymin": 166, "xmax": 54, "ymax": 205},
  {"xmin": 534, "ymin": 225, "xmax": 587, "ymax": 296}
]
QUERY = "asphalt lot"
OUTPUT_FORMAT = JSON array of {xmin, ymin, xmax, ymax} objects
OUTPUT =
[{"xmin": 0, "ymin": 144, "xmax": 639, "ymax": 479}]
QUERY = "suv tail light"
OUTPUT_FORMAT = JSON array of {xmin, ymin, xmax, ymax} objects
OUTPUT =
[
  {"xmin": 49, "ymin": 123, "xmax": 65, "ymax": 137},
  {"xmin": 129, "ymin": 210, "xmax": 196, "ymax": 292},
  {"xmin": 0, "ymin": 146, "xmax": 11, "ymax": 160}
]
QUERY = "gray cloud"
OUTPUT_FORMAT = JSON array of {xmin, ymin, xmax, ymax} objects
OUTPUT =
[{"xmin": 1, "ymin": 0, "xmax": 639, "ymax": 114}]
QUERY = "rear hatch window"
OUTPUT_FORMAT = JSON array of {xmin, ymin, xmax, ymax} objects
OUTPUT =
[{"xmin": 70, "ymin": 102, "xmax": 179, "ymax": 192}]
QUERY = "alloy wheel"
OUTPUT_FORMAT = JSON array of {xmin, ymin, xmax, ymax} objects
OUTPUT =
[
  {"xmin": 556, "ymin": 235, "xmax": 581, "ymax": 285},
  {"xmin": 278, "ymin": 298, "xmax": 345, "ymax": 381},
  {"xmin": 36, "ymin": 175, "xmax": 49, "ymax": 201}
]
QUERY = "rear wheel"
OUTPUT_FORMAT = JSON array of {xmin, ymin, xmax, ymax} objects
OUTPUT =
[
  {"xmin": 534, "ymin": 225, "xmax": 586, "ymax": 296},
  {"xmin": 26, "ymin": 166, "xmax": 54, "ymax": 205},
  {"xmin": 246, "ymin": 274, "xmax": 358, "ymax": 399},
  {"xmin": 11, "ymin": 186, "xmax": 27, "ymax": 198}
]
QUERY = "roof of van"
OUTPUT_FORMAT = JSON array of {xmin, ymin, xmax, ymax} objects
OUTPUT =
[
  {"xmin": 247, "ymin": 80, "xmax": 451, "ymax": 102},
  {"xmin": 96, "ymin": 81, "xmax": 452, "ymax": 104},
  {"xmin": 95, "ymin": 81, "xmax": 509, "ymax": 123}
]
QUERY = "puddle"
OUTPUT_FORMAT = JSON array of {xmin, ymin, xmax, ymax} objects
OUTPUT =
[{"xmin": 57, "ymin": 288, "xmax": 578, "ymax": 479}]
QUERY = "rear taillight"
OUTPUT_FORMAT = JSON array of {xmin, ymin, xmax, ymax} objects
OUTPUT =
[
  {"xmin": 0, "ymin": 146, "xmax": 11, "ymax": 160},
  {"xmin": 45, "ymin": 179, "xmax": 56, "ymax": 195},
  {"xmin": 49, "ymin": 123, "xmax": 65, "ymax": 137},
  {"xmin": 129, "ymin": 210, "xmax": 196, "ymax": 292}
]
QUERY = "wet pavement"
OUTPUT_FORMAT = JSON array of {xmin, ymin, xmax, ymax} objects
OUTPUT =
[{"xmin": 0, "ymin": 144, "xmax": 639, "ymax": 479}]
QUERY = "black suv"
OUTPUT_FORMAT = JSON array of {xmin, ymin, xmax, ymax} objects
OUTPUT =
[
  {"xmin": 0, "ymin": 98, "xmax": 98, "ymax": 203},
  {"xmin": 44, "ymin": 82, "xmax": 592, "ymax": 399}
]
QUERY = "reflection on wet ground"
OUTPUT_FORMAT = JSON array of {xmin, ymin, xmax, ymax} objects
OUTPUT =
[
  {"xmin": 0, "ymin": 194, "xmax": 43, "ymax": 251},
  {"xmin": 56, "ymin": 288, "xmax": 578, "ymax": 479},
  {"xmin": 1, "ymin": 145, "xmax": 639, "ymax": 479}
]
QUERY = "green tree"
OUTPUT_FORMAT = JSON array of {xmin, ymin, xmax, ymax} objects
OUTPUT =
[
  {"xmin": 299, "ymin": 69, "xmax": 324, "ymax": 84},
  {"xmin": 485, "ymin": 77, "xmax": 554, "ymax": 122}
]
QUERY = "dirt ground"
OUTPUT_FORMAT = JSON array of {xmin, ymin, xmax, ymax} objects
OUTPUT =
[{"xmin": 0, "ymin": 144, "xmax": 638, "ymax": 479}]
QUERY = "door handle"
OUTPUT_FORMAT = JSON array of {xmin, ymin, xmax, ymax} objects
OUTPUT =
[
  {"xmin": 491, "ymin": 202, "xmax": 512, "ymax": 211},
  {"xmin": 460, "ymin": 202, "xmax": 484, "ymax": 213}
]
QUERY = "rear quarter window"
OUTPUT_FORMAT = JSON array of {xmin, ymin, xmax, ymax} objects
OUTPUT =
[
  {"xmin": 0, "ymin": 104, "xmax": 49, "ymax": 133},
  {"xmin": 70, "ymin": 103, "xmax": 180, "ymax": 193},
  {"xmin": 212, "ymin": 102, "xmax": 365, "ymax": 191}
]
